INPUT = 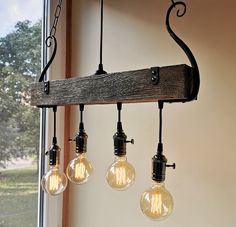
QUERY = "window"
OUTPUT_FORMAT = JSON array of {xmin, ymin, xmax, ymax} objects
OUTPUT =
[{"xmin": 0, "ymin": 1, "xmax": 42, "ymax": 226}]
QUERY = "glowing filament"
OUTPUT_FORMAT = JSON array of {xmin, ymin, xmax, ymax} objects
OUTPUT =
[
  {"xmin": 75, "ymin": 162, "xmax": 86, "ymax": 180},
  {"xmin": 151, "ymin": 194, "xmax": 162, "ymax": 215},
  {"xmin": 49, "ymin": 175, "xmax": 59, "ymax": 191},
  {"xmin": 115, "ymin": 167, "xmax": 126, "ymax": 185}
]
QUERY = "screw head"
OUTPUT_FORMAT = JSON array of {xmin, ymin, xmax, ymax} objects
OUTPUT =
[{"xmin": 151, "ymin": 76, "xmax": 156, "ymax": 81}]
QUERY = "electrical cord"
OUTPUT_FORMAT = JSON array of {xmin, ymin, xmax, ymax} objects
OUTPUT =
[
  {"xmin": 79, "ymin": 104, "xmax": 84, "ymax": 131},
  {"xmin": 52, "ymin": 106, "xmax": 57, "ymax": 144},
  {"xmin": 95, "ymin": 0, "xmax": 107, "ymax": 75},
  {"xmin": 158, "ymin": 101, "xmax": 164, "ymax": 153}
]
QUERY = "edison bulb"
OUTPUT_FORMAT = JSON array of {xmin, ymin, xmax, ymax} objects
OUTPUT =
[
  {"xmin": 41, "ymin": 165, "xmax": 68, "ymax": 196},
  {"xmin": 66, "ymin": 153, "xmax": 93, "ymax": 184},
  {"xmin": 140, "ymin": 181, "xmax": 173, "ymax": 220},
  {"xmin": 106, "ymin": 156, "xmax": 135, "ymax": 190}
]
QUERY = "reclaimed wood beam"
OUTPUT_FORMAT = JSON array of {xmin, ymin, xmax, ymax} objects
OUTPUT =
[{"xmin": 30, "ymin": 64, "xmax": 194, "ymax": 107}]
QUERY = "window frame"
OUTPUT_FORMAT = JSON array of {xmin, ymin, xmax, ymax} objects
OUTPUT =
[{"xmin": 37, "ymin": 0, "xmax": 49, "ymax": 226}]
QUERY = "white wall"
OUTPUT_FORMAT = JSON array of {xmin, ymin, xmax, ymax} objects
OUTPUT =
[{"xmin": 67, "ymin": 0, "xmax": 236, "ymax": 226}]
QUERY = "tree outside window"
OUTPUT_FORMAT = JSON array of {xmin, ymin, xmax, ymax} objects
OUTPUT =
[{"xmin": 0, "ymin": 20, "xmax": 41, "ymax": 226}]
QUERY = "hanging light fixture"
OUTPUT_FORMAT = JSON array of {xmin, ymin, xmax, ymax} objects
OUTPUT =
[
  {"xmin": 41, "ymin": 106, "xmax": 68, "ymax": 195},
  {"xmin": 140, "ymin": 102, "xmax": 175, "ymax": 220},
  {"xmin": 66, "ymin": 104, "xmax": 93, "ymax": 184},
  {"xmin": 106, "ymin": 103, "xmax": 135, "ymax": 190},
  {"xmin": 32, "ymin": 0, "xmax": 201, "ymax": 221}
]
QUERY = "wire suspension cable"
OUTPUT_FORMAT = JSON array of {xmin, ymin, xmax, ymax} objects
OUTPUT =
[
  {"xmin": 80, "ymin": 109, "xmax": 83, "ymax": 123},
  {"xmin": 95, "ymin": 0, "xmax": 107, "ymax": 75},
  {"xmin": 117, "ymin": 102, "xmax": 122, "ymax": 122},
  {"xmin": 157, "ymin": 101, "xmax": 164, "ymax": 153},
  {"xmin": 54, "ymin": 111, "xmax": 56, "ymax": 138},
  {"xmin": 52, "ymin": 106, "xmax": 57, "ymax": 144},
  {"xmin": 116, "ymin": 102, "xmax": 122, "ymax": 131},
  {"xmin": 79, "ymin": 104, "xmax": 85, "ymax": 131},
  {"xmin": 80, "ymin": 104, "xmax": 84, "ymax": 123},
  {"xmin": 100, "ymin": 0, "xmax": 104, "ymax": 65},
  {"xmin": 159, "ymin": 104, "xmax": 162, "ymax": 144}
]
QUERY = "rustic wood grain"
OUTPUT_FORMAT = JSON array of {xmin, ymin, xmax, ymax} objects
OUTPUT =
[{"xmin": 30, "ymin": 64, "xmax": 193, "ymax": 106}]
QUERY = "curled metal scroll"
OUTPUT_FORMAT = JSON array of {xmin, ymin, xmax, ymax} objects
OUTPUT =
[
  {"xmin": 38, "ymin": 36, "xmax": 57, "ymax": 82},
  {"xmin": 166, "ymin": 1, "xmax": 200, "ymax": 101},
  {"xmin": 39, "ymin": 0, "xmax": 62, "ymax": 84}
]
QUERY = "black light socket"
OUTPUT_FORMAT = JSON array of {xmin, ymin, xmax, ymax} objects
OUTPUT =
[
  {"xmin": 75, "ymin": 124, "xmax": 88, "ymax": 154},
  {"xmin": 49, "ymin": 144, "xmax": 60, "ymax": 166},
  {"xmin": 113, "ymin": 123, "xmax": 127, "ymax": 156},
  {"xmin": 152, "ymin": 152, "xmax": 167, "ymax": 182},
  {"xmin": 152, "ymin": 143, "xmax": 176, "ymax": 182},
  {"xmin": 113, "ymin": 103, "xmax": 134, "ymax": 156}
]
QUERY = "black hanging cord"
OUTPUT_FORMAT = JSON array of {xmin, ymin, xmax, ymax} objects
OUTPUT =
[
  {"xmin": 99, "ymin": 0, "xmax": 104, "ymax": 66},
  {"xmin": 152, "ymin": 101, "xmax": 175, "ymax": 181},
  {"xmin": 157, "ymin": 101, "xmax": 164, "ymax": 154},
  {"xmin": 80, "ymin": 104, "xmax": 84, "ymax": 123},
  {"xmin": 52, "ymin": 106, "xmax": 57, "ymax": 144},
  {"xmin": 95, "ymin": 0, "xmax": 107, "ymax": 75},
  {"xmin": 117, "ymin": 102, "xmax": 122, "ymax": 122},
  {"xmin": 79, "ymin": 104, "xmax": 85, "ymax": 131},
  {"xmin": 117, "ymin": 102, "xmax": 123, "ymax": 131},
  {"xmin": 159, "ymin": 102, "xmax": 163, "ymax": 144}
]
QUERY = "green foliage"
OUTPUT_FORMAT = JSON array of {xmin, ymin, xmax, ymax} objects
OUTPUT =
[
  {"xmin": 0, "ymin": 166, "xmax": 38, "ymax": 226},
  {"xmin": 0, "ymin": 20, "xmax": 41, "ymax": 167}
]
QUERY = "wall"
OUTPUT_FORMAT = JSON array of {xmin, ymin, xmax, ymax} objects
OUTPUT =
[{"xmin": 67, "ymin": 0, "xmax": 236, "ymax": 227}]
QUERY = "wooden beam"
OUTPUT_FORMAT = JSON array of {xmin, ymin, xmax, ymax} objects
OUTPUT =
[{"xmin": 30, "ymin": 64, "xmax": 194, "ymax": 106}]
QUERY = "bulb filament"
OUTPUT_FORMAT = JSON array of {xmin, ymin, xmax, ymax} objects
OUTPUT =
[
  {"xmin": 75, "ymin": 162, "xmax": 86, "ymax": 180},
  {"xmin": 115, "ymin": 167, "xmax": 127, "ymax": 185},
  {"xmin": 151, "ymin": 194, "xmax": 162, "ymax": 215},
  {"xmin": 49, "ymin": 175, "xmax": 60, "ymax": 192}
]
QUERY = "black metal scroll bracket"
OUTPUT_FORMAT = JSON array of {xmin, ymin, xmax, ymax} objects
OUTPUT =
[
  {"xmin": 166, "ymin": 1, "xmax": 200, "ymax": 101},
  {"xmin": 38, "ymin": 36, "xmax": 57, "ymax": 95},
  {"xmin": 38, "ymin": 0, "xmax": 62, "ymax": 97}
]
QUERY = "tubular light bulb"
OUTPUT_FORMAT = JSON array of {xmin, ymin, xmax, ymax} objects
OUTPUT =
[
  {"xmin": 41, "ymin": 165, "xmax": 68, "ymax": 196},
  {"xmin": 106, "ymin": 156, "xmax": 135, "ymax": 190},
  {"xmin": 140, "ymin": 181, "xmax": 173, "ymax": 220},
  {"xmin": 66, "ymin": 153, "xmax": 93, "ymax": 184}
]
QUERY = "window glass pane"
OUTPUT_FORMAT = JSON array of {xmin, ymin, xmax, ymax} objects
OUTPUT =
[{"xmin": 0, "ymin": 1, "xmax": 42, "ymax": 226}]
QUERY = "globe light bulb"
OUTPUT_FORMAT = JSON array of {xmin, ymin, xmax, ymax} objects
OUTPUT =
[
  {"xmin": 140, "ymin": 181, "xmax": 173, "ymax": 220},
  {"xmin": 66, "ymin": 152, "xmax": 93, "ymax": 184},
  {"xmin": 41, "ymin": 165, "xmax": 68, "ymax": 196},
  {"xmin": 106, "ymin": 155, "xmax": 135, "ymax": 190}
]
